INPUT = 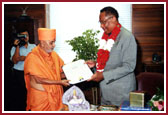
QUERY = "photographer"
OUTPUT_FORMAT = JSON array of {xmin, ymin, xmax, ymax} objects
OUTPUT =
[{"xmin": 10, "ymin": 30, "xmax": 36, "ymax": 110}]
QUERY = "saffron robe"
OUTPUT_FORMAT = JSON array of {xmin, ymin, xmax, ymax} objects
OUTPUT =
[{"xmin": 24, "ymin": 45, "xmax": 65, "ymax": 111}]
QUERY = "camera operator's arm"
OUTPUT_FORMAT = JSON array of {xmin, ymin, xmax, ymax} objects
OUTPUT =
[{"xmin": 12, "ymin": 39, "xmax": 26, "ymax": 64}]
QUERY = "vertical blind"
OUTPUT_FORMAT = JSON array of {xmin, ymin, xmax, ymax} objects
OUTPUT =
[{"xmin": 49, "ymin": 3, "xmax": 132, "ymax": 63}]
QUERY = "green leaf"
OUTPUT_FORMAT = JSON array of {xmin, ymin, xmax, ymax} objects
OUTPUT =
[
  {"xmin": 152, "ymin": 107, "xmax": 159, "ymax": 111},
  {"xmin": 147, "ymin": 101, "xmax": 153, "ymax": 107}
]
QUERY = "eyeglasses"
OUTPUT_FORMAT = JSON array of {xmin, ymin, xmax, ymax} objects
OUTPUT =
[{"xmin": 99, "ymin": 16, "xmax": 113, "ymax": 25}]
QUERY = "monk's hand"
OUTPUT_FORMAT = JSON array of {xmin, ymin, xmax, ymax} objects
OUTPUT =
[
  {"xmin": 61, "ymin": 72, "xmax": 66, "ymax": 79},
  {"xmin": 60, "ymin": 80, "xmax": 70, "ymax": 87},
  {"xmin": 85, "ymin": 60, "xmax": 96, "ymax": 68},
  {"xmin": 87, "ymin": 71, "xmax": 104, "ymax": 82}
]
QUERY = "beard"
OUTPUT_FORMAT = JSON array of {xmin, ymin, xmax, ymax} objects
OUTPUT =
[{"xmin": 46, "ymin": 48, "xmax": 54, "ymax": 53}]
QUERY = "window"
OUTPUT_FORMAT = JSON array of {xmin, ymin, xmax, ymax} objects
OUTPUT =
[{"xmin": 49, "ymin": 3, "xmax": 132, "ymax": 63}]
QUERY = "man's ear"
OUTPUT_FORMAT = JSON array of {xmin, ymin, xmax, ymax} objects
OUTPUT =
[{"xmin": 112, "ymin": 16, "xmax": 117, "ymax": 22}]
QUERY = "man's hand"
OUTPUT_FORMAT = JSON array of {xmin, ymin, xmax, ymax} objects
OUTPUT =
[
  {"xmin": 85, "ymin": 60, "xmax": 96, "ymax": 68},
  {"xmin": 14, "ymin": 39, "xmax": 20, "ymax": 46},
  {"xmin": 18, "ymin": 56, "xmax": 26, "ymax": 61},
  {"xmin": 60, "ymin": 80, "xmax": 70, "ymax": 87},
  {"xmin": 87, "ymin": 72, "xmax": 104, "ymax": 82}
]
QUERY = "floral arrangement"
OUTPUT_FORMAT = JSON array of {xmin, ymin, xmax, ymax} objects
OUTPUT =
[
  {"xmin": 96, "ymin": 23, "xmax": 121, "ymax": 72},
  {"xmin": 147, "ymin": 88, "xmax": 164, "ymax": 111}
]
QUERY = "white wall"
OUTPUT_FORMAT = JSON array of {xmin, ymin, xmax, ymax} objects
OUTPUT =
[{"xmin": 49, "ymin": 2, "xmax": 132, "ymax": 64}]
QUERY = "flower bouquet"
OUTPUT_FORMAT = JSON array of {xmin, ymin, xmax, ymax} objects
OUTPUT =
[{"xmin": 147, "ymin": 88, "xmax": 164, "ymax": 111}]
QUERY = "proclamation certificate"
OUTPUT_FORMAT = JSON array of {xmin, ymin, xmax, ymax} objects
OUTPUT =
[{"xmin": 62, "ymin": 60, "xmax": 93, "ymax": 84}]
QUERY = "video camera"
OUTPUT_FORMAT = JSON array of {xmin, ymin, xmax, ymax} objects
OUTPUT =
[{"xmin": 14, "ymin": 34, "xmax": 27, "ymax": 47}]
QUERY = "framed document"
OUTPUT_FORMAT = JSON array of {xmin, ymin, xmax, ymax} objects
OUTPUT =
[{"xmin": 62, "ymin": 60, "xmax": 93, "ymax": 84}]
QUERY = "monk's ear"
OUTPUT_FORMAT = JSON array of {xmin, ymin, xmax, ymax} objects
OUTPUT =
[{"xmin": 39, "ymin": 40, "xmax": 45, "ymax": 48}]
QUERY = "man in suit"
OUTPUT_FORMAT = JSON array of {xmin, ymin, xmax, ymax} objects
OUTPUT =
[{"xmin": 86, "ymin": 6, "xmax": 137, "ymax": 106}]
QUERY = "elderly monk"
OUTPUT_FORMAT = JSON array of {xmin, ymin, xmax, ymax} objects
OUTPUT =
[{"xmin": 24, "ymin": 28, "xmax": 70, "ymax": 111}]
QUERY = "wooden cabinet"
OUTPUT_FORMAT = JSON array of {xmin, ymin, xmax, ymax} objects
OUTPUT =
[{"xmin": 143, "ymin": 61, "xmax": 164, "ymax": 73}]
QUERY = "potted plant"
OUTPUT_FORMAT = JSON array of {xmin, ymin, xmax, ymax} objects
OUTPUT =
[{"xmin": 66, "ymin": 29, "xmax": 100, "ymax": 61}]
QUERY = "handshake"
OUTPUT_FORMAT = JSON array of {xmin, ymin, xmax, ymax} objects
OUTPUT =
[{"xmin": 62, "ymin": 60, "xmax": 104, "ymax": 85}]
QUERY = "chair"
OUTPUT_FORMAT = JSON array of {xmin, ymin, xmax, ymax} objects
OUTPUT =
[{"xmin": 136, "ymin": 72, "xmax": 164, "ymax": 99}]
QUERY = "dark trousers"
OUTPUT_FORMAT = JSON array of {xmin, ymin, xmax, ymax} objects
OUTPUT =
[{"xmin": 11, "ymin": 69, "xmax": 27, "ymax": 111}]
